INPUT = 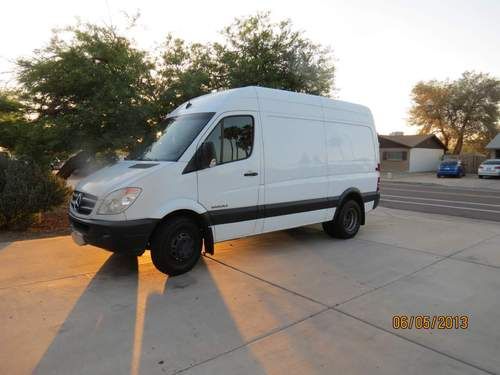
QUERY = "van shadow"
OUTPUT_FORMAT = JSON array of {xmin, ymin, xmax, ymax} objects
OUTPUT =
[
  {"xmin": 136, "ymin": 258, "xmax": 267, "ymax": 374},
  {"xmin": 0, "ymin": 241, "xmax": 10, "ymax": 252},
  {"xmin": 34, "ymin": 253, "xmax": 140, "ymax": 375},
  {"xmin": 34, "ymin": 253, "xmax": 267, "ymax": 375}
]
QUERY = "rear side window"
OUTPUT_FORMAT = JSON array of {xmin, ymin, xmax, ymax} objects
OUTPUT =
[
  {"xmin": 327, "ymin": 123, "xmax": 375, "ymax": 161},
  {"xmin": 204, "ymin": 116, "xmax": 254, "ymax": 165}
]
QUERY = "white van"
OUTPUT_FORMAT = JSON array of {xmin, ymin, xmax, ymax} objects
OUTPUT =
[{"xmin": 69, "ymin": 87, "xmax": 380, "ymax": 275}]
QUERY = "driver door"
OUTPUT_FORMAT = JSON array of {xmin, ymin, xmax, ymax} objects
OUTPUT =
[{"xmin": 197, "ymin": 112, "xmax": 262, "ymax": 242}]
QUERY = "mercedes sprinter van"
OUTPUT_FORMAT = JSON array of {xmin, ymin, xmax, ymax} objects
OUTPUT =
[{"xmin": 69, "ymin": 86, "xmax": 380, "ymax": 275}]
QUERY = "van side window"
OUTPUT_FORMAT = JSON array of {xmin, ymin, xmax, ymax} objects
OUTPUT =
[
  {"xmin": 204, "ymin": 115, "xmax": 254, "ymax": 165},
  {"xmin": 203, "ymin": 122, "xmax": 223, "ymax": 164}
]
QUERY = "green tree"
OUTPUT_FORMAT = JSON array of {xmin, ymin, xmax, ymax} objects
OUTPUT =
[
  {"xmin": 16, "ymin": 23, "xmax": 157, "ymax": 170},
  {"xmin": 0, "ymin": 91, "xmax": 49, "ymax": 161},
  {"xmin": 408, "ymin": 81, "xmax": 454, "ymax": 150},
  {"xmin": 156, "ymin": 36, "xmax": 218, "ymax": 110},
  {"xmin": 10, "ymin": 13, "xmax": 336, "ymax": 177},
  {"xmin": 215, "ymin": 13, "xmax": 335, "ymax": 95},
  {"xmin": 410, "ymin": 72, "xmax": 500, "ymax": 154},
  {"xmin": 0, "ymin": 91, "xmax": 26, "ymax": 152},
  {"xmin": 155, "ymin": 13, "xmax": 335, "ymax": 101},
  {"xmin": 0, "ymin": 158, "xmax": 69, "ymax": 230}
]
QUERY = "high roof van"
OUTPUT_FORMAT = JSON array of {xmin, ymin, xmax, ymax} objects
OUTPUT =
[{"xmin": 69, "ymin": 87, "xmax": 380, "ymax": 275}]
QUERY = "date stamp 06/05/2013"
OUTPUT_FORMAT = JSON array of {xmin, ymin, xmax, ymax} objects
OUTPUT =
[{"xmin": 392, "ymin": 315, "xmax": 469, "ymax": 330}]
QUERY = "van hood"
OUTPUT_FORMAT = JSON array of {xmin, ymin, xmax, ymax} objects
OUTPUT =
[{"xmin": 76, "ymin": 161, "xmax": 171, "ymax": 198}]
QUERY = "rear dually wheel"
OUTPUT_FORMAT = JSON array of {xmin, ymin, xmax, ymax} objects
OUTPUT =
[{"xmin": 322, "ymin": 200, "xmax": 362, "ymax": 239}]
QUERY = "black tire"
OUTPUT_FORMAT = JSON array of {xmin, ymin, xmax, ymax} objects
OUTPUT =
[
  {"xmin": 478, "ymin": 175, "xmax": 484, "ymax": 179},
  {"xmin": 322, "ymin": 200, "xmax": 362, "ymax": 239},
  {"xmin": 150, "ymin": 216, "xmax": 202, "ymax": 276}
]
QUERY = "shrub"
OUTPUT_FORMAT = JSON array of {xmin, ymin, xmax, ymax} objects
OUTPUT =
[{"xmin": 0, "ymin": 158, "xmax": 70, "ymax": 230}]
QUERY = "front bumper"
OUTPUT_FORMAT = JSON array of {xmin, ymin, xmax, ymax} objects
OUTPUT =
[
  {"xmin": 69, "ymin": 213, "xmax": 158, "ymax": 253},
  {"xmin": 478, "ymin": 170, "xmax": 500, "ymax": 176},
  {"xmin": 437, "ymin": 170, "xmax": 460, "ymax": 176}
]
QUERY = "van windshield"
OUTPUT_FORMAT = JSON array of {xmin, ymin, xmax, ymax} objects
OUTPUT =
[{"xmin": 134, "ymin": 112, "xmax": 215, "ymax": 162}]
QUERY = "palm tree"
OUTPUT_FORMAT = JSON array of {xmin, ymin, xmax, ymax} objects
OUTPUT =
[
  {"xmin": 223, "ymin": 125, "xmax": 239, "ymax": 160},
  {"xmin": 236, "ymin": 124, "xmax": 253, "ymax": 158}
]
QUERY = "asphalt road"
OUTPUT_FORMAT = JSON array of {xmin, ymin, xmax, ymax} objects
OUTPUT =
[{"xmin": 381, "ymin": 181, "xmax": 500, "ymax": 222}]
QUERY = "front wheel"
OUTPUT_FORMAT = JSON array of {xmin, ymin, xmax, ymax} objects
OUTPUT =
[
  {"xmin": 323, "ymin": 200, "xmax": 362, "ymax": 239},
  {"xmin": 150, "ymin": 216, "xmax": 202, "ymax": 276}
]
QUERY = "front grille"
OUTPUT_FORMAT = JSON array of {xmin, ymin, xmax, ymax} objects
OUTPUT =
[{"xmin": 70, "ymin": 191, "xmax": 98, "ymax": 215}]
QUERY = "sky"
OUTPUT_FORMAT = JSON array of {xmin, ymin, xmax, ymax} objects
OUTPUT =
[{"xmin": 1, "ymin": 0, "xmax": 499, "ymax": 135}]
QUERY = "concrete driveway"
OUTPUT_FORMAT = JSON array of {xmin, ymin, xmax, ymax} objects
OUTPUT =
[{"xmin": 1, "ymin": 208, "xmax": 500, "ymax": 375}]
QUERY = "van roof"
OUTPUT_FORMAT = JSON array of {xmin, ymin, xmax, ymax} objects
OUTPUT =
[{"xmin": 169, "ymin": 86, "xmax": 372, "ymax": 124}]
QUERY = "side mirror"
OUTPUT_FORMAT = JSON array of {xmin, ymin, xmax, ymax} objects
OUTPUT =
[{"xmin": 199, "ymin": 141, "xmax": 217, "ymax": 169}]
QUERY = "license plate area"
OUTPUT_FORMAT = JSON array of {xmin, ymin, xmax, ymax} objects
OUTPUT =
[{"xmin": 71, "ymin": 230, "xmax": 86, "ymax": 246}]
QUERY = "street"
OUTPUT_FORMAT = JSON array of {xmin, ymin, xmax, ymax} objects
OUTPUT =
[
  {"xmin": 2, "ymin": 207, "xmax": 500, "ymax": 374},
  {"xmin": 381, "ymin": 181, "xmax": 500, "ymax": 222}
]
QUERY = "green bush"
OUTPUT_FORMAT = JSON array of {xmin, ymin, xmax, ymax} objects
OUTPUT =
[{"xmin": 0, "ymin": 158, "xmax": 70, "ymax": 230}]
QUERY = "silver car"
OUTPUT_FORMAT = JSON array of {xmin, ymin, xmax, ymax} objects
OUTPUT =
[{"xmin": 478, "ymin": 159, "xmax": 500, "ymax": 178}]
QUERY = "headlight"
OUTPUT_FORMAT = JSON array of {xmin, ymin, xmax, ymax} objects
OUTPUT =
[{"xmin": 97, "ymin": 187, "xmax": 142, "ymax": 215}]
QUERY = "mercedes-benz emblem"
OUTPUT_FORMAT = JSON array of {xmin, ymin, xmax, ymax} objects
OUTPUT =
[{"xmin": 74, "ymin": 193, "xmax": 83, "ymax": 210}]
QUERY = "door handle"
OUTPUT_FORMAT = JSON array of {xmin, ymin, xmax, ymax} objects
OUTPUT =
[{"xmin": 244, "ymin": 171, "xmax": 258, "ymax": 176}]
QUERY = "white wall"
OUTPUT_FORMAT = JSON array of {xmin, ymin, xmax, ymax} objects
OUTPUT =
[{"xmin": 409, "ymin": 148, "xmax": 443, "ymax": 172}]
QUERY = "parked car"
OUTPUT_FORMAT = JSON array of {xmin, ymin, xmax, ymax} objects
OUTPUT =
[
  {"xmin": 69, "ymin": 87, "xmax": 380, "ymax": 276},
  {"xmin": 437, "ymin": 160, "xmax": 465, "ymax": 178},
  {"xmin": 478, "ymin": 159, "xmax": 500, "ymax": 178}
]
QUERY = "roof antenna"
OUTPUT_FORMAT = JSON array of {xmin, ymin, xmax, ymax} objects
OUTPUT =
[{"xmin": 186, "ymin": 102, "xmax": 192, "ymax": 109}]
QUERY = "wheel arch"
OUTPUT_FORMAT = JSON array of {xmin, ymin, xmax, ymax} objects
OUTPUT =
[
  {"xmin": 334, "ymin": 188, "xmax": 366, "ymax": 225},
  {"xmin": 149, "ymin": 208, "xmax": 214, "ymax": 255}
]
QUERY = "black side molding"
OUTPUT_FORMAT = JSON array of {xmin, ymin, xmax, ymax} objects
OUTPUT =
[{"xmin": 204, "ymin": 191, "xmax": 378, "ymax": 226}]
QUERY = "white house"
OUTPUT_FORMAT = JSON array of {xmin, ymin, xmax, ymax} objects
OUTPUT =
[
  {"xmin": 378, "ymin": 134, "xmax": 446, "ymax": 172},
  {"xmin": 486, "ymin": 134, "xmax": 500, "ymax": 159}
]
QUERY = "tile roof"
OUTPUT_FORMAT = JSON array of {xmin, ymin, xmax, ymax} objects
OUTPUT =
[{"xmin": 378, "ymin": 134, "xmax": 444, "ymax": 148}]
